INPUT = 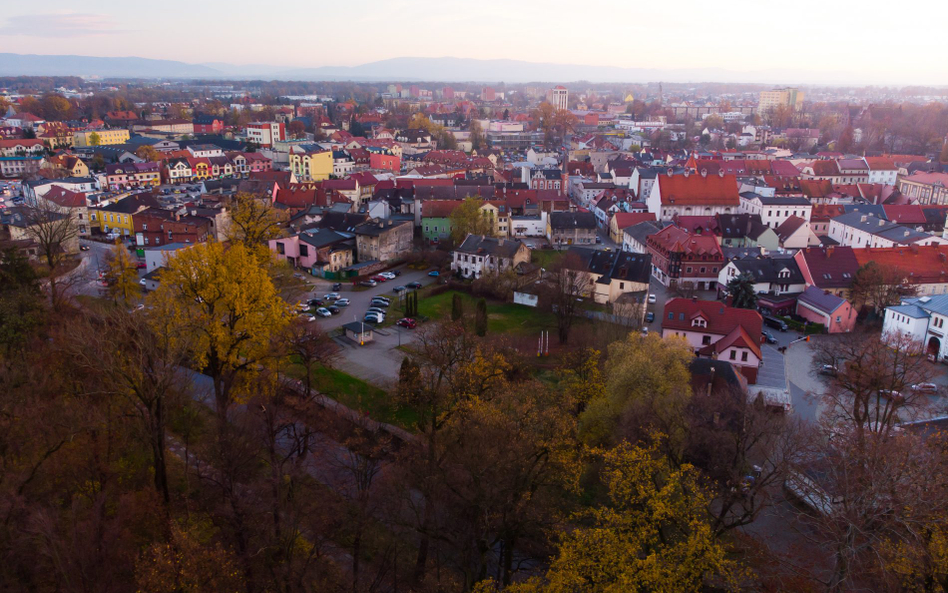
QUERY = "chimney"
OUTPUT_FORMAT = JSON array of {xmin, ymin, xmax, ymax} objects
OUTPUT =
[
  {"xmin": 718, "ymin": 169, "xmax": 725, "ymax": 178},
  {"xmin": 860, "ymin": 215, "xmax": 867, "ymax": 222},
  {"xmin": 826, "ymin": 246, "xmax": 835, "ymax": 258},
  {"xmin": 700, "ymin": 168, "xmax": 708, "ymax": 177},
  {"xmin": 683, "ymin": 169, "xmax": 690, "ymax": 178}
]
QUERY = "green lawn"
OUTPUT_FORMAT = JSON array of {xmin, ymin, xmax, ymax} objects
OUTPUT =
[
  {"xmin": 287, "ymin": 363, "xmax": 417, "ymax": 429},
  {"xmin": 418, "ymin": 290, "xmax": 556, "ymax": 335},
  {"xmin": 531, "ymin": 249, "xmax": 562, "ymax": 270}
]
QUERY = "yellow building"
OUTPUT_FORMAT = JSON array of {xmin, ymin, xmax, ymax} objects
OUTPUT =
[
  {"xmin": 757, "ymin": 88, "xmax": 804, "ymax": 114},
  {"xmin": 189, "ymin": 159, "xmax": 210, "ymax": 180},
  {"xmin": 289, "ymin": 150, "xmax": 333, "ymax": 181},
  {"xmin": 479, "ymin": 202, "xmax": 510, "ymax": 237},
  {"xmin": 73, "ymin": 129, "xmax": 131, "ymax": 147},
  {"xmin": 88, "ymin": 193, "xmax": 156, "ymax": 237}
]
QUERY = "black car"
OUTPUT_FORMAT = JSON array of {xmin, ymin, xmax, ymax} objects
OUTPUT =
[
  {"xmin": 763, "ymin": 331, "xmax": 778, "ymax": 344},
  {"xmin": 407, "ymin": 281, "xmax": 422, "ymax": 289},
  {"xmin": 331, "ymin": 283, "xmax": 342, "ymax": 291},
  {"xmin": 391, "ymin": 269, "xmax": 402, "ymax": 276},
  {"xmin": 308, "ymin": 298, "xmax": 324, "ymax": 307},
  {"xmin": 763, "ymin": 316, "xmax": 788, "ymax": 331},
  {"xmin": 327, "ymin": 305, "xmax": 340, "ymax": 315}
]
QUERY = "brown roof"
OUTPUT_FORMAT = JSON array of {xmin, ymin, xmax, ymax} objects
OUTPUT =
[
  {"xmin": 657, "ymin": 173, "xmax": 740, "ymax": 206},
  {"xmin": 663, "ymin": 298, "xmax": 763, "ymax": 357},
  {"xmin": 852, "ymin": 245, "xmax": 948, "ymax": 285}
]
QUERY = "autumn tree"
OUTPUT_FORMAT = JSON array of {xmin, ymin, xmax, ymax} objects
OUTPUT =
[
  {"xmin": 0, "ymin": 247, "xmax": 45, "ymax": 357},
  {"xmin": 475, "ymin": 297, "xmax": 487, "ymax": 336},
  {"xmin": 224, "ymin": 191, "xmax": 288, "ymax": 250},
  {"xmin": 287, "ymin": 119, "xmax": 306, "ymax": 139},
  {"xmin": 532, "ymin": 102, "xmax": 576, "ymax": 146},
  {"xmin": 581, "ymin": 332, "xmax": 693, "ymax": 451},
  {"xmin": 555, "ymin": 347, "xmax": 604, "ymax": 414},
  {"xmin": 469, "ymin": 119, "xmax": 485, "ymax": 151},
  {"xmin": 146, "ymin": 241, "xmax": 293, "ymax": 426},
  {"xmin": 135, "ymin": 144, "xmax": 162, "ymax": 162},
  {"xmin": 135, "ymin": 524, "xmax": 245, "ymax": 593},
  {"xmin": 541, "ymin": 252, "xmax": 592, "ymax": 344},
  {"xmin": 726, "ymin": 272, "xmax": 758, "ymax": 309},
  {"xmin": 22, "ymin": 198, "xmax": 78, "ymax": 307},
  {"xmin": 103, "ymin": 241, "xmax": 140, "ymax": 304},
  {"xmin": 449, "ymin": 197, "xmax": 495, "ymax": 243},
  {"xmin": 507, "ymin": 438, "xmax": 739, "ymax": 593},
  {"xmin": 88, "ymin": 131, "xmax": 102, "ymax": 146},
  {"xmin": 281, "ymin": 319, "xmax": 339, "ymax": 400}
]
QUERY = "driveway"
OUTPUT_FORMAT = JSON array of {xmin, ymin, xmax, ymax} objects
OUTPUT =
[{"xmin": 306, "ymin": 265, "xmax": 439, "ymax": 332}]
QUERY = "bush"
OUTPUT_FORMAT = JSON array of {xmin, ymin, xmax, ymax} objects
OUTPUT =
[{"xmin": 777, "ymin": 315, "xmax": 825, "ymax": 334}]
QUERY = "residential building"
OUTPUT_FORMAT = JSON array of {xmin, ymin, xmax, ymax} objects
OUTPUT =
[
  {"xmin": 39, "ymin": 186, "xmax": 90, "ymax": 237},
  {"xmin": 451, "ymin": 235, "xmax": 530, "ymax": 279},
  {"xmin": 828, "ymin": 212, "xmax": 944, "ymax": 249},
  {"xmin": 566, "ymin": 247, "xmax": 651, "ymax": 305},
  {"xmin": 757, "ymin": 88, "xmax": 804, "ymax": 113},
  {"xmin": 776, "ymin": 216, "xmax": 811, "ymax": 249},
  {"xmin": 622, "ymin": 220, "xmax": 667, "ymax": 253},
  {"xmin": 793, "ymin": 246, "xmax": 860, "ymax": 298},
  {"xmin": 289, "ymin": 149, "xmax": 333, "ymax": 182},
  {"xmin": 739, "ymin": 193, "xmax": 812, "ymax": 228},
  {"xmin": 0, "ymin": 138, "xmax": 45, "ymax": 157},
  {"xmin": 547, "ymin": 211, "xmax": 597, "ymax": 249},
  {"xmin": 882, "ymin": 295, "xmax": 948, "ymax": 361},
  {"xmin": 0, "ymin": 156, "xmax": 44, "ymax": 178},
  {"xmin": 646, "ymin": 225, "xmax": 725, "ymax": 290},
  {"xmin": 609, "ymin": 211, "xmax": 656, "ymax": 244},
  {"xmin": 134, "ymin": 208, "xmax": 211, "ymax": 247},
  {"xmin": 647, "ymin": 170, "xmax": 740, "ymax": 220},
  {"xmin": 89, "ymin": 192, "xmax": 160, "ymax": 237},
  {"xmin": 1, "ymin": 206, "xmax": 79, "ymax": 254},
  {"xmin": 796, "ymin": 286, "xmax": 857, "ymax": 333},
  {"xmin": 105, "ymin": 162, "xmax": 161, "ymax": 189},
  {"xmin": 852, "ymin": 244, "xmax": 948, "ymax": 296},
  {"xmin": 73, "ymin": 129, "xmax": 130, "ymax": 147},
  {"xmin": 549, "ymin": 86, "xmax": 569, "ymax": 111},
  {"xmin": 245, "ymin": 122, "xmax": 286, "ymax": 147},
  {"xmin": 662, "ymin": 298, "xmax": 764, "ymax": 384},
  {"xmin": 269, "ymin": 228, "xmax": 354, "ymax": 276},
  {"xmin": 353, "ymin": 218, "xmax": 412, "ymax": 262}
]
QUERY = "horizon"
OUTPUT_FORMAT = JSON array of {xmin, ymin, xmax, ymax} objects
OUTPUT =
[{"xmin": 2, "ymin": 1, "xmax": 948, "ymax": 85}]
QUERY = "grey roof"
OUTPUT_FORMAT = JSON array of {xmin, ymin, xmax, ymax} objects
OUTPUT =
[
  {"xmin": 904, "ymin": 295, "xmax": 948, "ymax": 317},
  {"xmin": 798, "ymin": 286, "xmax": 847, "ymax": 314},
  {"xmin": 624, "ymin": 220, "xmax": 669, "ymax": 246},
  {"xmin": 874, "ymin": 225, "xmax": 932, "ymax": 244},
  {"xmin": 566, "ymin": 247, "xmax": 651, "ymax": 285},
  {"xmin": 748, "ymin": 195, "xmax": 812, "ymax": 206},
  {"xmin": 729, "ymin": 257, "xmax": 804, "ymax": 285},
  {"xmin": 353, "ymin": 218, "xmax": 411, "ymax": 237},
  {"xmin": 888, "ymin": 304, "xmax": 930, "ymax": 319},
  {"xmin": 455, "ymin": 235, "xmax": 525, "ymax": 259},
  {"xmin": 342, "ymin": 321, "xmax": 373, "ymax": 334},
  {"xmin": 145, "ymin": 242, "xmax": 191, "ymax": 251},
  {"xmin": 842, "ymin": 204, "xmax": 887, "ymax": 219},
  {"xmin": 300, "ymin": 229, "xmax": 352, "ymax": 249},
  {"xmin": 549, "ymin": 211, "xmax": 597, "ymax": 230}
]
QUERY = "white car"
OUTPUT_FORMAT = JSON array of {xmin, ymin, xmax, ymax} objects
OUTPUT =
[
  {"xmin": 335, "ymin": 298, "xmax": 350, "ymax": 306},
  {"xmin": 315, "ymin": 307, "xmax": 332, "ymax": 318},
  {"xmin": 379, "ymin": 272, "xmax": 397, "ymax": 280},
  {"xmin": 647, "ymin": 294, "xmax": 657, "ymax": 304}
]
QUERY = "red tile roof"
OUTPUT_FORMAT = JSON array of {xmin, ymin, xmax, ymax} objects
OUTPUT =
[
  {"xmin": 800, "ymin": 179, "xmax": 834, "ymax": 199},
  {"xmin": 648, "ymin": 225, "xmax": 723, "ymax": 259},
  {"xmin": 882, "ymin": 205, "xmax": 926, "ymax": 225},
  {"xmin": 852, "ymin": 245, "xmax": 948, "ymax": 285},
  {"xmin": 656, "ymin": 172, "xmax": 740, "ymax": 206},
  {"xmin": 43, "ymin": 186, "xmax": 86, "ymax": 208},
  {"xmin": 612, "ymin": 211, "xmax": 656, "ymax": 230},
  {"xmin": 663, "ymin": 298, "xmax": 763, "ymax": 357},
  {"xmin": 769, "ymin": 161, "xmax": 801, "ymax": 177},
  {"xmin": 809, "ymin": 161, "xmax": 840, "ymax": 176},
  {"xmin": 421, "ymin": 200, "xmax": 464, "ymax": 218}
]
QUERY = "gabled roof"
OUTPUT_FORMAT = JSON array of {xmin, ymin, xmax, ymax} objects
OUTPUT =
[
  {"xmin": 566, "ymin": 247, "xmax": 651, "ymax": 284},
  {"xmin": 798, "ymin": 286, "xmax": 848, "ymax": 315},
  {"xmin": 776, "ymin": 215, "xmax": 807, "ymax": 241},
  {"xmin": 663, "ymin": 298, "xmax": 763, "ymax": 353},
  {"xmin": 795, "ymin": 246, "xmax": 859, "ymax": 288},
  {"xmin": 657, "ymin": 172, "xmax": 739, "ymax": 206},
  {"xmin": 729, "ymin": 256, "xmax": 804, "ymax": 285},
  {"xmin": 613, "ymin": 211, "xmax": 656, "ymax": 230},
  {"xmin": 549, "ymin": 211, "xmax": 597, "ymax": 230},
  {"xmin": 454, "ymin": 234, "xmax": 525, "ymax": 259}
]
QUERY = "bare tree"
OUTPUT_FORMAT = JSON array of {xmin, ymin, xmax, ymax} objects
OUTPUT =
[
  {"xmin": 21, "ymin": 200, "xmax": 78, "ymax": 307},
  {"xmin": 542, "ymin": 252, "xmax": 592, "ymax": 344},
  {"xmin": 281, "ymin": 319, "xmax": 340, "ymax": 401}
]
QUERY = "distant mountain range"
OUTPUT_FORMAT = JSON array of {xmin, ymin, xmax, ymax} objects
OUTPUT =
[{"xmin": 0, "ymin": 53, "xmax": 886, "ymax": 85}]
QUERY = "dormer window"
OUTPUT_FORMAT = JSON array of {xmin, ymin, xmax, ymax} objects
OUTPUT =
[{"xmin": 692, "ymin": 317, "xmax": 707, "ymax": 328}]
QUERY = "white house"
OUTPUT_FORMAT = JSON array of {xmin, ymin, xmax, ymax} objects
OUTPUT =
[
  {"xmin": 828, "ymin": 212, "xmax": 947, "ymax": 249},
  {"xmin": 739, "ymin": 193, "xmax": 812, "ymax": 228},
  {"xmin": 717, "ymin": 257, "xmax": 806, "ymax": 295},
  {"xmin": 882, "ymin": 295, "xmax": 948, "ymax": 361},
  {"xmin": 450, "ymin": 235, "xmax": 531, "ymax": 279},
  {"xmin": 510, "ymin": 213, "xmax": 547, "ymax": 238}
]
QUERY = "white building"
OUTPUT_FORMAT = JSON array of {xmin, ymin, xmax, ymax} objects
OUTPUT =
[
  {"xmin": 828, "ymin": 212, "xmax": 946, "ymax": 249},
  {"xmin": 549, "ymin": 86, "xmax": 569, "ymax": 111},
  {"xmin": 739, "ymin": 193, "xmax": 812, "ymax": 228},
  {"xmin": 882, "ymin": 295, "xmax": 948, "ymax": 361}
]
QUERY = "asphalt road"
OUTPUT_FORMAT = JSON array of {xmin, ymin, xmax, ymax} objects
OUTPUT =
[{"xmin": 305, "ymin": 264, "xmax": 441, "ymax": 331}]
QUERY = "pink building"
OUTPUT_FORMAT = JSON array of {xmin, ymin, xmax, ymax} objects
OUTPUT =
[
  {"xmin": 795, "ymin": 286, "xmax": 857, "ymax": 333},
  {"xmin": 269, "ymin": 229, "xmax": 354, "ymax": 276}
]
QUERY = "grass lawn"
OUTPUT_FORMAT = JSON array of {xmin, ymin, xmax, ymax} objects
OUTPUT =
[
  {"xmin": 287, "ymin": 362, "xmax": 417, "ymax": 429},
  {"xmin": 418, "ymin": 290, "xmax": 556, "ymax": 335},
  {"xmin": 531, "ymin": 249, "xmax": 562, "ymax": 270}
]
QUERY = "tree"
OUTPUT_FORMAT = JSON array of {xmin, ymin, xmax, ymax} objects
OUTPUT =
[
  {"xmin": 135, "ymin": 145, "xmax": 161, "ymax": 162},
  {"xmin": 135, "ymin": 524, "xmax": 245, "ymax": 592},
  {"xmin": 508, "ymin": 438, "xmax": 738, "ymax": 593},
  {"xmin": 475, "ymin": 298, "xmax": 487, "ymax": 336},
  {"xmin": 836, "ymin": 125, "xmax": 855, "ymax": 153},
  {"xmin": 451, "ymin": 293, "xmax": 464, "ymax": 321},
  {"xmin": 0, "ymin": 248, "xmax": 45, "ymax": 357},
  {"xmin": 532, "ymin": 102, "xmax": 576, "ymax": 146},
  {"xmin": 22, "ymin": 199, "xmax": 78, "ymax": 307},
  {"xmin": 287, "ymin": 119, "xmax": 307, "ymax": 139},
  {"xmin": 726, "ymin": 272, "xmax": 758, "ymax": 309},
  {"xmin": 103, "ymin": 241, "xmax": 140, "ymax": 304},
  {"xmin": 282, "ymin": 319, "xmax": 338, "ymax": 400},
  {"xmin": 224, "ymin": 192, "xmax": 288, "ymax": 251},
  {"xmin": 450, "ymin": 198, "xmax": 495, "ymax": 243},
  {"xmin": 542, "ymin": 253, "xmax": 591, "ymax": 344},
  {"xmin": 88, "ymin": 132, "xmax": 101, "ymax": 146},
  {"xmin": 555, "ymin": 347, "xmax": 603, "ymax": 414},
  {"xmin": 469, "ymin": 120, "xmax": 485, "ymax": 152},
  {"xmin": 146, "ymin": 242, "xmax": 293, "ymax": 427},
  {"xmin": 581, "ymin": 332, "xmax": 693, "ymax": 450},
  {"xmin": 941, "ymin": 141, "xmax": 948, "ymax": 164},
  {"xmin": 850, "ymin": 261, "xmax": 915, "ymax": 316}
]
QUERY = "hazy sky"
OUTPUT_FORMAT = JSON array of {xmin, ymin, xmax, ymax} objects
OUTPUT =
[{"xmin": 1, "ymin": 0, "xmax": 946, "ymax": 84}]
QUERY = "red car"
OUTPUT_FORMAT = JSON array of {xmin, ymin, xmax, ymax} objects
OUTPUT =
[
  {"xmin": 371, "ymin": 274, "xmax": 388, "ymax": 282},
  {"xmin": 136, "ymin": 262, "xmax": 147, "ymax": 269},
  {"xmin": 396, "ymin": 318, "xmax": 417, "ymax": 329}
]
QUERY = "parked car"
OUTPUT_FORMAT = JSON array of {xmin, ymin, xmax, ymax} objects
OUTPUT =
[
  {"xmin": 645, "ymin": 312, "xmax": 655, "ymax": 323},
  {"xmin": 359, "ymin": 279, "xmax": 377, "ymax": 287},
  {"xmin": 393, "ymin": 285, "xmax": 406, "ymax": 293},
  {"xmin": 335, "ymin": 298, "xmax": 350, "ymax": 307},
  {"xmin": 595, "ymin": 236, "xmax": 602, "ymax": 244},
  {"xmin": 367, "ymin": 307, "xmax": 387, "ymax": 315},
  {"xmin": 370, "ymin": 301, "xmax": 390, "ymax": 309},
  {"xmin": 880, "ymin": 389, "xmax": 904, "ymax": 402},
  {"xmin": 640, "ymin": 326, "xmax": 649, "ymax": 336},
  {"xmin": 297, "ymin": 304, "xmax": 311, "ymax": 313},
  {"xmin": 379, "ymin": 272, "xmax": 396, "ymax": 280},
  {"xmin": 308, "ymin": 298, "xmax": 324, "ymax": 307},
  {"xmin": 428, "ymin": 270, "xmax": 440, "ymax": 277},
  {"xmin": 315, "ymin": 307, "xmax": 332, "ymax": 318},
  {"xmin": 407, "ymin": 281, "xmax": 422, "ymax": 289},
  {"xmin": 331, "ymin": 283, "xmax": 342, "ymax": 291},
  {"xmin": 391, "ymin": 269, "xmax": 402, "ymax": 277},
  {"xmin": 327, "ymin": 305, "xmax": 340, "ymax": 315},
  {"xmin": 647, "ymin": 294, "xmax": 657, "ymax": 304},
  {"xmin": 136, "ymin": 262, "xmax": 147, "ymax": 269},
  {"xmin": 763, "ymin": 331, "xmax": 778, "ymax": 344},
  {"xmin": 764, "ymin": 316, "xmax": 789, "ymax": 331},
  {"xmin": 371, "ymin": 275, "xmax": 388, "ymax": 282},
  {"xmin": 324, "ymin": 292, "xmax": 340, "ymax": 300},
  {"xmin": 819, "ymin": 364, "xmax": 838, "ymax": 376},
  {"xmin": 912, "ymin": 383, "xmax": 938, "ymax": 394},
  {"xmin": 396, "ymin": 318, "xmax": 417, "ymax": 329},
  {"xmin": 372, "ymin": 296, "xmax": 391, "ymax": 304},
  {"xmin": 79, "ymin": 244, "xmax": 90, "ymax": 251},
  {"xmin": 363, "ymin": 313, "xmax": 384, "ymax": 324}
]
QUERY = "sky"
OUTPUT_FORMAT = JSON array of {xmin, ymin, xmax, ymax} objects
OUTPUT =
[{"xmin": 1, "ymin": 0, "xmax": 946, "ymax": 85}]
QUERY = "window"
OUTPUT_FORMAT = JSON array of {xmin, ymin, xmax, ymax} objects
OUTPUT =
[
  {"xmin": 668, "ymin": 312, "xmax": 674, "ymax": 320},
  {"xmin": 702, "ymin": 335, "xmax": 711, "ymax": 345},
  {"xmin": 729, "ymin": 350, "xmax": 736, "ymax": 360},
  {"xmin": 741, "ymin": 351, "xmax": 748, "ymax": 362}
]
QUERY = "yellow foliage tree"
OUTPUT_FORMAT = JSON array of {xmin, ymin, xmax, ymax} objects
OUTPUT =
[
  {"xmin": 225, "ymin": 192, "xmax": 288, "ymax": 251},
  {"xmin": 449, "ymin": 197, "xmax": 495, "ymax": 244},
  {"xmin": 135, "ymin": 523, "xmax": 244, "ymax": 593},
  {"xmin": 104, "ymin": 241, "xmax": 140, "ymax": 304},
  {"xmin": 507, "ymin": 439, "xmax": 739, "ymax": 593},
  {"xmin": 145, "ymin": 242, "xmax": 293, "ymax": 420},
  {"xmin": 580, "ymin": 333, "xmax": 693, "ymax": 451}
]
